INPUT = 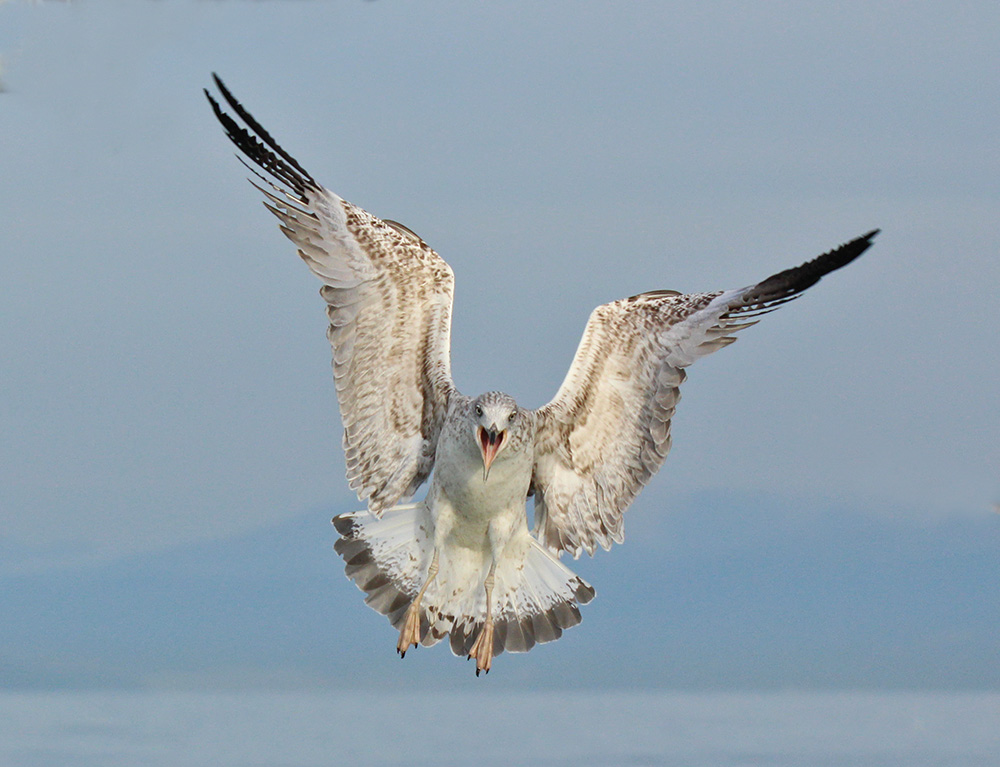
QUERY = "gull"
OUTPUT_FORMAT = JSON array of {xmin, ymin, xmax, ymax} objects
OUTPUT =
[{"xmin": 205, "ymin": 75, "xmax": 878, "ymax": 675}]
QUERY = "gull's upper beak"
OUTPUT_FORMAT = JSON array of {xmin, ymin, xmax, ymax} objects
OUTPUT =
[{"xmin": 478, "ymin": 424, "xmax": 506, "ymax": 481}]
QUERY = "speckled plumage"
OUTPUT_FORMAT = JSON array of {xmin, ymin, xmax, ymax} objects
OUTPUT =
[{"xmin": 207, "ymin": 75, "xmax": 878, "ymax": 673}]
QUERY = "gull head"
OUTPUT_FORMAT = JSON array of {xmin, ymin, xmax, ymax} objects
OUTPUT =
[{"xmin": 471, "ymin": 391, "xmax": 520, "ymax": 482}]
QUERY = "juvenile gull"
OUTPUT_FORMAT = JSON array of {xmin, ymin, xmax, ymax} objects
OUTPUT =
[{"xmin": 206, "ymin": 75, "xmax": 878, "ymax": 675}]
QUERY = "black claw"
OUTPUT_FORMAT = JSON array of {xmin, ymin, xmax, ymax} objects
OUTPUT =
[
  {"xmin": 475, "ymin": 668, "xmax": 480, "ymax": 677},
  {"xmin": 399, "ymin": 649, "xmax": 406, "ymax": 659}
]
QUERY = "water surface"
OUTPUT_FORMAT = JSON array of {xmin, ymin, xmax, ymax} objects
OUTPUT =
[{"xmin": 2, "ymin": 690, "xmax": 998, "ymax": 767}]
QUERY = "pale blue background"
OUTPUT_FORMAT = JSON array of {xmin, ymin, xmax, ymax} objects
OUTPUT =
[{"xmin": 1, "ymin": 1, "xmax": 998, "ymax": 691}]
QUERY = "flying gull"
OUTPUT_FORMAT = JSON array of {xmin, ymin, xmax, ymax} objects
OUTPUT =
[{"xmin": 205, "ymin": 75, "xmax": 878, "ymax": 675}]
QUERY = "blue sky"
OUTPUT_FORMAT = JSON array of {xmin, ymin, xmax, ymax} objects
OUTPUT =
[{"xmin": 1, "ymin": 1, "xmax": 998, "ymax": 688}]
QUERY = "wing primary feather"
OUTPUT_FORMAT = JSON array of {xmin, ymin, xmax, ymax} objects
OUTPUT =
[
  {"xmin": 210, "ymin": 73, "xmax": 317, "ymax": 187},
  {"xmin": 738, "ymin": 229, "xmax": 878, "ymax": 308},
  {"xmin": 205, "ymin": 85, "xmax": 313, "ymax": 198},
  {"xmin": 530, "ymin": 229, "xmax": 878, "ymax": 559},
  {"xmin": 253, "ymin": 184, "xmax": 309, "ymax": 221},
  {"xmin": 208, "ymin": 76, "xmax": 459, "ymax": 518},
  {"xmin": 238, "ymin": 157, "xmax": 314, "ymax": 212}
]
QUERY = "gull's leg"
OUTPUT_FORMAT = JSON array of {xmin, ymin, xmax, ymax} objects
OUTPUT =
[
  {"xmin": 468, "ymin": 561, "xmax": 497, "ymax": 676},
  {"xmin": 397, "ymin": 549, "xmax": 439, "ymax": 658}
]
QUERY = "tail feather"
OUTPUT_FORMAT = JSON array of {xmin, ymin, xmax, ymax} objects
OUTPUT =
[
  {"xmin": 333, "ymin": 506, "xmax": 594, "ymax": 660},
  {"xmin": 333, "ymin": 505, "xmax": 430, "ymax": 631},
  {"xmin": 443, "ymin": 535, "xmax": 594, "ymax": 657}
]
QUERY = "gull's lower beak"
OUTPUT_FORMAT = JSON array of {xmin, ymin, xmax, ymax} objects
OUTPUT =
[{"xmin": 478, "ymin": 425, "xmax": 506, "ymax": 482}]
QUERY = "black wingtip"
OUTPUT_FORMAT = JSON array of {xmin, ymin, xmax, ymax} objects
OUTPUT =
[
  {"xmin": 203, "ymin": 87, "xmax": 223, "ymax": 121},
  {"xmin": 211, "ymin": 73, "xmax": 241, "ymax": 119},
  {"xmin": 205, "ymin": 72, "xmax": 228, "ymax": 109},
  {"xmin": 204, "ymin": 72, "xmax": 318, "ymax": 195},
  {"xmin": 853, "ymin": 228, "xmax": 880, "ymax": 252},
  {"xmin": 741, "ymin": 228, "xmax": 880, "ymax": 308},
  {"xmin": 211, "ymin": 73, "xmax": 233, "ymax": 106}
]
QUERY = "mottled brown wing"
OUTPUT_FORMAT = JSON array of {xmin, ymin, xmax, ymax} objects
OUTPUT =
[
  {"xmin": 207, "ymin": 76, "xmax": 457, "ymax": 514},
  {"xmin": 531, "ymin": 231, "xmax": 878, "ymax": 557}
]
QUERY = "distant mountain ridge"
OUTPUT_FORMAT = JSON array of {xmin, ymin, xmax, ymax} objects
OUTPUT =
[{"xmin": 3, "ymin": 492, "xmax": 998, "ymax": 690}]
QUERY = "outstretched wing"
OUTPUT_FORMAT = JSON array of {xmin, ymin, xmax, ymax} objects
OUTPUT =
[
  {"xmin": 206, "ymin": 75, "xmax": 457, "ymax": 515},
  {"xmin": 531, "ymin": 230, "xmax": 879, "ymax": 558}
]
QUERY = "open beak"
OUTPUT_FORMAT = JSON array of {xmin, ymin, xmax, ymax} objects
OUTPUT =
[{"xmin": 478, "ymin": 425, "xmax": 506, "ymax": 481}]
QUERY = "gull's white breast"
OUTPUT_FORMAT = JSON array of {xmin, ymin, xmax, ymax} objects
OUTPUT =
[{"xmin": 429, "ymin": 415, "xmax": 534, "ymax": 552}]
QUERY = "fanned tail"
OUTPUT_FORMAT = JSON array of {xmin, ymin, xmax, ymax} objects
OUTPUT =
[
  {"xmin": 333, "ymin": 510, "xmax": 594, "ymax": 659},
  {"xmin": 333, "ymin": 505, "xmax": 435, "ymax": 633},
  {"xmin": 447, "ymin": 535, "xmax": 595, "ymax": 659}
]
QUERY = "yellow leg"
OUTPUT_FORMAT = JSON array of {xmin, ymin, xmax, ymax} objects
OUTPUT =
[
  {"xmin": 468, "ymin": 562, "xmax": 497, "ymax": 676},
  {"xmin": 396, "ymin": 550, "xmax": 439, "ymax": 658}
]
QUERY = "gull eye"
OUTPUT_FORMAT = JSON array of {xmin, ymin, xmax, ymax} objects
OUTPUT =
[
  {"xmin": 475, "ymin": 404, "xmax": 483, "ymax": 417},
  {"xmin": 508, "ymin": 411, "xmax": 517, "ymax": 423}
]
